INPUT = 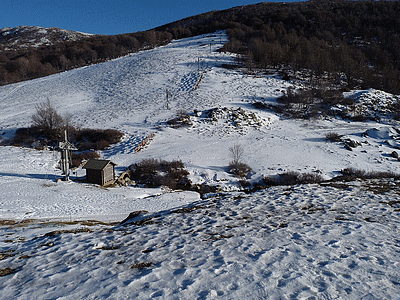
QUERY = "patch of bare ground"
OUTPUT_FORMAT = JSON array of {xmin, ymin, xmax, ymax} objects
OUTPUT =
[
  {"xmin": 0, "ymin": 268, "xmax": 17, "ymax": 276},
  {"xmin": 130, "ymin": 262, "xmax": 152, "ymax": 269},
  {"xmin": 43, "ymin": 227, "xmax": 93, "ymax": 237},
  {"xmin": 0, "ymin": 250, "xmax": 15, "ymax": 260}
]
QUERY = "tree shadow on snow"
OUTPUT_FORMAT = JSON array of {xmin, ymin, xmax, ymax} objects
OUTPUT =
[
  {"xmin": 303, "ymin": 137, "xmax": 326, "ymax": 143},
  {"xmin": 0, "ymin": 172, "xmax": 62, "ymax": 181}
]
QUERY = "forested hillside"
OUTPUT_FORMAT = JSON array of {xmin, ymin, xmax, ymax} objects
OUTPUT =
[
  {"xmin": 0, "ymin": 30, "xmax": 173, "ymax": 84},
  {"xmin": 1, "ymin": 0, "xmax": 400, "ymax": 94},
  {"xmin": 158, "ymin": 0, "xmax": 400, "ymax": 94}
]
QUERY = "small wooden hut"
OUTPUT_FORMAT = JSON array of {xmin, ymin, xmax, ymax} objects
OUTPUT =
[{"xmin": 83, "ymin": 159, "xmax": 116, "ymax": 186}]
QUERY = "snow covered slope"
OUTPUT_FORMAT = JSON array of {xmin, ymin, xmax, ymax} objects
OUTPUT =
[
  {"xmin": 1, "ymin": 31, "xmax": 400, "ymax": 220},
  {"xmin": 1, "ymin": 32, "xmax": 400, "ymax": 299},
  {"xmin": 0, "ymin": 26, "xmax": 92, "ymax": 50}
]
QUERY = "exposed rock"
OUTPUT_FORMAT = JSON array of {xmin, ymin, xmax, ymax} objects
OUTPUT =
[
  {"xmin": 120, "ymin": 210, "xmax": 149, "ymax": 224},
  {"xmin": 343, "ymin": 138, "xmax": 360, "ymax": 150}
]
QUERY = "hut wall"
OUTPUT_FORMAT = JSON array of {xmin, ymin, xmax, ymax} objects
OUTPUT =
[
  {"xmin": 103, "ymin": 164, "xmax": 115, "ymax": 185},
  {"xmin": 86, "ymin": 169, "xmax": 103, "ymax": 185}
]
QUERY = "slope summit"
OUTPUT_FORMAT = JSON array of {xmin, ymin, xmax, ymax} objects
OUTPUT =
[{"xmin": 0, "ymin": 26, "xmax": 93, "ymax": 50}]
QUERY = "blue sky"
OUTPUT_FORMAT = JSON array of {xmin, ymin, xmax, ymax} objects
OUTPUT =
[{"xmin": 1, "ymin": 0, "xmax": 304, "ymax": 35}]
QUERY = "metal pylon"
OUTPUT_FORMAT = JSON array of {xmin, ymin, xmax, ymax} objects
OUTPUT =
[{"xmin": 58, "ymin": 130, "xmax": 77, "ymax": 181}]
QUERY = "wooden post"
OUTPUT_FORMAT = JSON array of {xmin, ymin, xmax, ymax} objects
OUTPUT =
[{"xmin": 166, "ymin": 89, "xmax": 170, "ymax": 110}]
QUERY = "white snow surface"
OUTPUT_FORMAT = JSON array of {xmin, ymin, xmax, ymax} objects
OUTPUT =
[{"xmin": 1, "ymin": 32, "xmax": 400, "ymax": 299}]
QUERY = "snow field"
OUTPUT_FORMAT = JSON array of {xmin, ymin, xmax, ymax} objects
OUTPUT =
[
  {"xmin": 1, "ymin": 31, "xmax": 400, "ymax": 299},
  {"xmin": 1, "ymin": 183, "xmax": 400, "ymax": 299},
  {"xmin": 0, "ymin": 146, "xmax": 200, "ymax": 222}
]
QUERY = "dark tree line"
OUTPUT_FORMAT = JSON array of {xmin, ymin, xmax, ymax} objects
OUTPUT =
[
  {"xmin": 159, "ymin": 0, "xmax": 400, "ymax": 94},
  {"xmin": 0, "ymin": 30, "xmax": 173, "ymax": 85},
  {"xmin": 1, "ymin": 1, "xmax": 400, "ymax": 94}
]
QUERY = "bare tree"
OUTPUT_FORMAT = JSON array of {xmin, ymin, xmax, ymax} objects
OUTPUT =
[
  {"xmin": 228, "ymin": 144, "xmax": 252, "ymax": 178},
  {"xmin": 31, "ymin": 99, "xmax": 66, "ymax": 140},
  {"xmin": 229, "ymin": 144, "xmax": 244, "ymax": 165}
]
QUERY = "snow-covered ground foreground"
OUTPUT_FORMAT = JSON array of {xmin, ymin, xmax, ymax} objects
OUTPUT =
[
  {"xmin": 1, "ymin": 32, "xmax": 400, "ymax": 298},
  {"xmin": 1, "ymin": 182, "xmax": 400, "ymax": 299},
  {"xmin": 0, "ymin": 146, "xmax": 201, "ymax": 222}
]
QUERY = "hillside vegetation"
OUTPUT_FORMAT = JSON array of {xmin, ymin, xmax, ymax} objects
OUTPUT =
[
  {"xmin": 1, "ymin": 1, "xmax": 400, "ymax": 94},
  {"xmin": 0, "ymin": 30, "xmax": 173, "ymax": 84},
  {"xmin": 159, "ymin": 0, "xmax": 400, "ymax": 94}
]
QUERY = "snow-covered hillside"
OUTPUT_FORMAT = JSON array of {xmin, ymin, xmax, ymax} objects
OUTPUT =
[
  {"xmin": 1, "ymin": 32, "xmax": 400, "ymax": 299},
  {"xmin": 0, "ymin": 26, "xmax": 92, "ymax": 50}
]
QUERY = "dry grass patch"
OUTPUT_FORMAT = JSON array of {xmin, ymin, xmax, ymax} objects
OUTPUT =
[
  {"xmin": 43, "ymin": 227, "xmax": 93, "ymax": 237},
  {"xmin": 170, "ymin": 205, "xmax": 203, "ymax": 214},
  {"xmin": 0, "ymin": 250, "xmax": 15, "ymax": 260},
  {"xmin": 0, "ymin": 268, "xmax": 17, "ymax": 276},
  {"xmin": 0, "ymin": 220, "xmax": 16, "ymax": 226},
  {"xmin": 131, "ymin": 262, "xmax": 152, "ymax": 269}
]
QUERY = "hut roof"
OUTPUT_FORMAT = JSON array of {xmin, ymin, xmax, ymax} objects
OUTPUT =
[{"xmin": 83, "ymin": 159, "xmax": 116, "ymax": 170}]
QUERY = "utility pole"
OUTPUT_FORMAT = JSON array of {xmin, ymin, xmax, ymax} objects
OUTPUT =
[{"xmin": 58, "ymin": 130, "xmax": 77, "ymax": 181}]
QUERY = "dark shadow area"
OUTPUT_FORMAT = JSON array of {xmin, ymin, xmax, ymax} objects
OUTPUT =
[
  {"xmin": 0, "ymin": 172, "xmax": 62, "ymax": 181},
  {"xmin": 303, "ymin": 137, "xmax": 326, "ymax": 143}
]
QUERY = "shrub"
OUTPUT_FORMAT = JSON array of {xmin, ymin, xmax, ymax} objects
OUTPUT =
[
  {"xmin": 95, "ymin": 140, "xmax": 110, "ymax": 150},
  {"xmin": 11, "ymin": 127, "xmax": 37, "ymax": 146},
  {"xmin": 10, "ymin": 126, "xmax": 124, "ymax": 151},
  {"xmin": 279, "ymin": 171, "xmax": 304, "ymax": 185},
  {"xmin": 70, "ymin": 151, "xmax": 100, "ymax": 169},
  {"xmin": 167, "ymin": 110, "xmax": 192, "ymax": 128},
  {"xmin": 228, "ymin": 161, "xmax": 252, "ymax": 178},
  {"xmin": 262, "ymin": 171, "xmax": 323, "ymax": 186},
  {"xmin": 11, "ymin": 101, "xmax": 123, "ymax": 151},
  {"xmin": 340, "ymin": 168, "xmax": 400, "ymax": 180},
  {"xmin": 325, "ymin": 132, "xmax": 343, "ymax": 142},
  {"xmin": 261, "ymin": 175, "xmax": 280, "ymax": 186},
  {"xmin": 70, "ymin": 128, "xmax": 123, "ymax": 151},
  {"xmin": 297, "ymin": 172, "xmax": 324, "ymax": 184},
  {"xmin": 12, "ymin": 101, "xmax": 71, "ymax": 147},
  {"xmin": 275, "ymin": 87, "xmax": 355, "ymax": 120},
  {"xmin": 228, "ymin": 144, "xmax": 252, "ymax": 178},
  {"xmin": 128, "ymin": 159, "xmax": 191, "ymax": 189},
  {"xmin": 239, "ymin": 179, "xmax": 251, "ymax": 188},
  {"xmin": 31, "ymin": 99, "xmax": 67, "ymax": 141}
]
